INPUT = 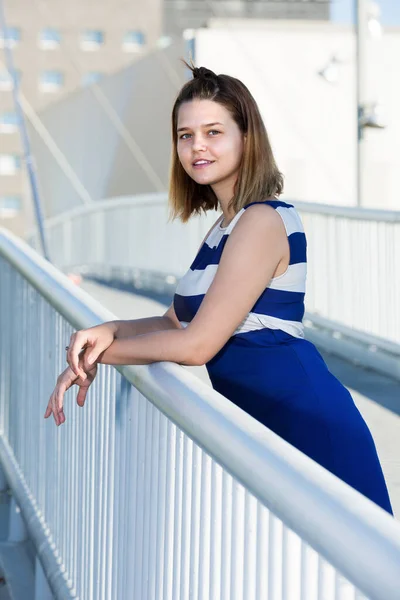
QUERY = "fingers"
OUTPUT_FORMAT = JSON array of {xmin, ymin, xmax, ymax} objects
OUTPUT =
[
  {"xmin": 76, "ymin": 386, "xmax": 88, "ymax": 407},
  {"xmin": 67, "ymin": 332, "xmax": 88, "ymax": 379},
  {"xmin": 44, "ymin": 384, "xmax": 66, "ymax": 427},
  {"xmin": 45, "ymin": 362, "xmax": 97, "ymax": 426}
]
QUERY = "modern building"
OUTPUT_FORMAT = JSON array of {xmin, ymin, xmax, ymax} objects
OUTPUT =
[
  {"xmin": 0, "ymin": 0, "xmax": 335, "ymax": 238},
  {"xmin": 0, "ymin": 0, "xmax": 163, "ymax": 237},
  {"xmin": 164, "ymin": 0, "xmax": 330, "ymax": 35},
  {"xmin": 28, "ymin": 18, "xmax": 400, "ymax": 220}
]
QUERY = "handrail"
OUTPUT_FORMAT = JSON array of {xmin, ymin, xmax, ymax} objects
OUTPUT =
[
  {"xmin": 294, "ymin": 200, "xmax": 400, "ymax": 222},
  {"xmin": 1, "ymin": 226, "xmax": 400, "ymax": 599},
  {"xmin": 36, "ymin": 194, "xmax": 400, "ymax": 231}
]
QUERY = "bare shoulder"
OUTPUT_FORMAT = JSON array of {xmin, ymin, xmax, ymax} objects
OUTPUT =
[{"xmin": 232, "ymin": 203, "xmax": 286, "ymax": 238}]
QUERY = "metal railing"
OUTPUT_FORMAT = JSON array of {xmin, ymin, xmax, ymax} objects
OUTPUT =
[
  {"xmin": 30, "ymin": 193, "xmax": 400, "ymax": 380},
  {"xmin": 2, "ymin": 229, "xmax": 400, "ymax": 599}
]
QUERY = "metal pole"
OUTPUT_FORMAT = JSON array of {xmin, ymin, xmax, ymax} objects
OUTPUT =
[
  {"xmin": 355, "ymin": 0, "xmax": 368, "ymax": 208},
  {"xmin": 0, "ymin": 0, "xmax": 50, "ymax": 260}
]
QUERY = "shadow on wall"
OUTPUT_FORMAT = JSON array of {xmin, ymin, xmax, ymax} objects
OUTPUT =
[{"xmin": 28, "ymin": 40, "xmax": 187, "ymax": 219}]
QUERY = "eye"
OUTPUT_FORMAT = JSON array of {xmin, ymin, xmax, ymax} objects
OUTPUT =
[
  {"xmin": 179, "ymin": 133, "xmax": 191, "ymax": 140},
  {"xmin": 209, "ymin": 130, "xmax": 220, "ymax": 136}
]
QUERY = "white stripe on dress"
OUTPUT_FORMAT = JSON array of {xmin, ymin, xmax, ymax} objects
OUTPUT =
[
  {"xmin": 176, "ymin": 260, "xmax": 306, "ymax": 297},
  {"xmin": 268, "ymin": 262, "xmax": 307, "ymax": 293},
  {"xmin": 235, "ymin": 312, "xmax": 304, "ymax": 338},
  {"xmin": 175, "ymin": 264, "xmax": 219, "ymax": 297},
  {"xmin": 180, "ymin": 313, "xmax": 304, "ymax": 338},
  {"xmin": 275, "ymin": 206, "xmax": 305, "ymax": 236}
]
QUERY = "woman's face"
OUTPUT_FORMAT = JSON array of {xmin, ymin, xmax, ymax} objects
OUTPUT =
[{"xmin": 176, "ymin": 99, "xmax": 245, "ymax": 193}]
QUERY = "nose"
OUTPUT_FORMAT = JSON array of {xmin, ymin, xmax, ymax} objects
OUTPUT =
[{"xmin": 192, "ymin": 134, "xmax": 207, "ymax": 152}]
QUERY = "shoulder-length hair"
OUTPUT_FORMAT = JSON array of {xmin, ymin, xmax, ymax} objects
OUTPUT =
[{"xmin": 169, "ymin": 63, "xmax": 284, "ymax": 222}]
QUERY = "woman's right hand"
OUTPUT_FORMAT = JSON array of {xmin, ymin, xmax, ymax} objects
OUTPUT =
[
  {"xmin": 44, "ymin": 361, "xmax": 98, "ymax": 426},
  {"xmin": 66, "ymin": 322, "xmax": 117, "ymax": 378}
]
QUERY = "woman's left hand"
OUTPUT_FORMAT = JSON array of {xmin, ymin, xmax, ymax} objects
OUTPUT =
[{"xmin": 44, "ymin": 361, "xmax": 98, "ymax": 427}]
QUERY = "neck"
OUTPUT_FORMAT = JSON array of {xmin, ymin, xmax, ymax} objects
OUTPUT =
[{"xmin": 211, "ymin": 179, "xmax": 237, "ymax": 227}]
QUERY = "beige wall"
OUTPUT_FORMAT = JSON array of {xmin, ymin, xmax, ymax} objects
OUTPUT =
[
  {"xmin": 0, "ymin": 0, "xmax": 162, "ymax": 236},
  {"xmin": 195, "ymin": 19, "xmax": 400, "ymax": 209}
]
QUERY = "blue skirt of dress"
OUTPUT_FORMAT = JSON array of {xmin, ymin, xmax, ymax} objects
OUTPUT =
[{"xmin": 206, "ymin": 329, "xmax": 393, "ymax": 515}]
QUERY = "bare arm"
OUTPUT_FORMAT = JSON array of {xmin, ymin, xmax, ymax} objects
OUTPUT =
[
  {"xmin": 110, "ymin": 216, "xmax": 221, "ymax": 339},
  {"xmin": 112, "ymin": 304, "xmax": 182, "ymax": 339},
  {"xmin": 68, "ymin": 217, "xmax": 220, "ymax": 374},
  {"xmin": 84, "ymin": 205, "xmax": 287, "ymax": 369}
]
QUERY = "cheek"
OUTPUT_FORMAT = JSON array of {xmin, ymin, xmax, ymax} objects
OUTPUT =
[
  {"xmin": 177, "ymin": 144, "xmax": 189, "ymax": 164},
  {"xmin": 223, "ymin": 139, "xmax": 244, "ymax": 167}
]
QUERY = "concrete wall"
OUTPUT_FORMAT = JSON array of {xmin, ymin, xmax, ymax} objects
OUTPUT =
[
  {"xmin": 164, "ymin": 0, "xmax": 330, "ymax": 35},
  {"xmin": 195, "ymin": 20, "xmax": 400, "ymax": 209}
]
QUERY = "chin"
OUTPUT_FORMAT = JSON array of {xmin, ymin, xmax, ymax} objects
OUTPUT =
[{"xmin": 190, "ymin": 173, "xmax": 216, "ymax": 186}]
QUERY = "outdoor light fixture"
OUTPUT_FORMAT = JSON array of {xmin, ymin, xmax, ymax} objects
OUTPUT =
[
  {"xmin": 318, "ymin": 55, "xmax": 342, "ymax": 84},
  {"xmin": 359, "ymin": 102, "xmax": 386, "ymax": 129}
]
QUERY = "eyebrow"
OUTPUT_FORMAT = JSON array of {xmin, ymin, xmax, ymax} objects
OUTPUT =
[{"xmin": 177, "ymin": 121, "xmax": 224, "ymax": 132}]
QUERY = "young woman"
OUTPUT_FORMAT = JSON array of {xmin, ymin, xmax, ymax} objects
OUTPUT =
[{"xmin": 45, "ymin": 65, "xmax": 393, "ymax": 515}]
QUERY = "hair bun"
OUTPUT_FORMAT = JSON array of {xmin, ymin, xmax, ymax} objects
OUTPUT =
[{"xmin": 193, "ymin": 66, "xmax": 218, "ymax": 81}]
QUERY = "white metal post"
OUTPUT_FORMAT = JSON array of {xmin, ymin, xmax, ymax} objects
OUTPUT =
[
  {"xmin": 8, "ymin": 497, "xmax": 27, "ymax": 542},
  {"xmin": 34, "ymin": 556, "xmax": 54, "ymax": 600},
  {"xmin": 355, "ymin": 0, "xmax": 368, "ymax": 207}
]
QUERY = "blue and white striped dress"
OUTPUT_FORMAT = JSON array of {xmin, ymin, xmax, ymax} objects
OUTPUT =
[{"xmin": 173, "ymin": 199, "xmax": 392, "ymax": 513}]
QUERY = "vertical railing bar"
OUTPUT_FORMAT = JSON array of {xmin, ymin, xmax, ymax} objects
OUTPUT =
[
  {"xmin": 140, "ymin": 398, "xmax": 155, "ymax": 599},
  {"xmin": 189, "ymin": 444, "xmax": 202, "ymax": 600},
  {"xmin": 163, "ymin": 420, "xmax": 176, "ymax": 600},
  {"xmin": 220, "ymin": 471, "xmax": 232, "ymax": 600},
  {"xmin": 146, "ymin": 407, "xmax": 161, "ymax": 600},
  {"xmin": 209, "ymin": 461, "xmax": 222, "ymax": 600},
  {"xmin": 172, "ymin": 428, "xmax": 184, "ymax": 600},
  {"xmin": 179, "ymin": 435, "xmax": 193, "ymax": 600},
  {"xmin": 154, "ymin": 414, "xmax": 167, "ymax": 600},
  {"xmin": 132, "ymin": 390, "xmax": 146, "ymax": 599},
  {"xmin": 198, "ymin": 452, "xmax": 212, "ymax": 600}
]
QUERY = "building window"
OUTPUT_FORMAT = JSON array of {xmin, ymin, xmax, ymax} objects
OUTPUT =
[
  {"xmin": 156, "ymin": 35, "xmax": 172, "ymax": 49},
  {"xmin": 0, "ymin": 70, "xmax": 21, "ymax": 91},
  {"xmin": 81, "ymin": 71, "xmax": 103, "ymax": 86},
  {"xmin": 0, "ymin": 112, "xmax": 19, "ymax": 133},
  {"xmin": 0, "ymin": 154, "xmax": 21, "ymax": 176},
  {"xmin": 122, "ymin": 30, "xmax": 145, "ymax": 52},
  {"xmin": 39, "ymin": 71, "xmax": 64, "ymax": 93},
  {"xmin": 38, "ymin": 28, "xmax": 61, "ymax": 50},
  {"xmin": 0, "ymin": 196, "xmax": 21, "ymax": 218},
  {"xmin": 80, "ymin": 30, "xmax": 104, "ymax": 51},
  {"xmin": 0, "ymin": 27, "xmax": 21, "ymax": 49}
]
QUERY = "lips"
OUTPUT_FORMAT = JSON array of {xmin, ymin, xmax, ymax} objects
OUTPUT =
[{"xmin": 192, "ymin": 160, "xmax": 215, "ymax": 166}]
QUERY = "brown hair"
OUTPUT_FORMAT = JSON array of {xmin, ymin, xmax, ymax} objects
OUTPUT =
[{"xmin": 169, "ymin": 63, "xmax": 284, "ymax": 222}]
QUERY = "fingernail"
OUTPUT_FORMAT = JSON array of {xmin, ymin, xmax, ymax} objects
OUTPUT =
[{"xmin": 87, "ymin": 356, "xmax": 93, "ymax": 365}]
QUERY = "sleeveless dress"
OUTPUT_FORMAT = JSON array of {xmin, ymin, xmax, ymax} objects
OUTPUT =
[{"xmin": 173, "ymin": 200, "xmax": 393, "ymax": 514}]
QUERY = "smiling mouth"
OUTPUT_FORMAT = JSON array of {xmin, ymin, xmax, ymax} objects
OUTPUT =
[{"xmin": 192, "ymin": 160, "xmax": 215, "ymax": 167}]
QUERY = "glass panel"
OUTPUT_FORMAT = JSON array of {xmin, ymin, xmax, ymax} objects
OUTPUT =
[
  {"xmin": 0, "ymin": 196, "xmax": 22, "ymax": 218},
  {"xmin": 39, "ymin": 71, "xmax": 64, "ymax": 92},
  {"xmin": 81, "ymin": 72, "xmax": 103, "ymax": 86},
  {"xmin": 80, "ymin": 30, "xmax": 104, "ymax": 50},
  {"xmin": 0, "ymin": 112, "xmax": 19, "ymax": 133},
  {"xmin": 123, "ymin": 30, "xmax": 145, "ymax": 52},
  {"xmin": 0, "ymin": 155, "xmax": 21, "ymax": 175},
  {"xmin": 39, "ymin": 28, "xmax": 61, "ymax": 49},
  {"xmin": 0, "ymin": 70, "xmax": 21, "ymax": 90},
  {"xmin": 0, "ymin": 27, "xmax": 21, "ymax": 48}
]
